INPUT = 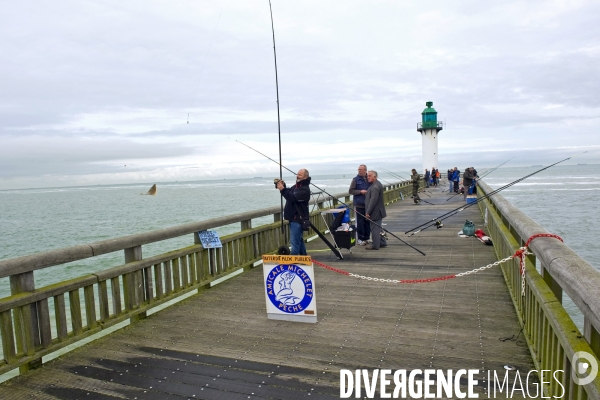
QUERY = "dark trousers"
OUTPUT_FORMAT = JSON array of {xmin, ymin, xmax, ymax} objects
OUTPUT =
[
  {"xmin": 355, "ymin": 207, "xmax": 371, "ymax": 241},
  {"xmin": 369, "ymin": 218, "xmax": 384, "ymax": 249},
  {"xmin": 453, "ymin": 180, "xmax": 459, "ymax": 192}
]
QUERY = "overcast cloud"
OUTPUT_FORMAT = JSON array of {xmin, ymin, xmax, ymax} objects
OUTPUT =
[{"xmin": 1, "ymin": 0, "xmax": 599, "ymax": 189}]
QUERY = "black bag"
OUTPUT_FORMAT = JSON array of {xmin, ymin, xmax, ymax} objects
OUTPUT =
[
  {"xmin": 300, "ymin": 218, "xmax": 310, "ymax": 231},
  {"xmin": 294, "ymin": 203, "xmax": 311, "ymax": 232}
]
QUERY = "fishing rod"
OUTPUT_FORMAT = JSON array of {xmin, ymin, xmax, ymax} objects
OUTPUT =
[
  {"xmin": 267, "ymin": 0, "xmax": 286, "ymax": 242},
  {"xmin": 479, "ymin": 156, "xmax": 516, "ymax": 179},
  {"xmin": 405, "ymin": 152, "xmax": 586, "ymax": 236},
  {"xmin": 445, "ymin": 156, "xmax": 516, "ymax": 202},
  {"xmin": 380, "ymin": 167, "xmax": 433, "ymax": 198},
  {"xmin": 379, "ymin": 177, "xmax": 395, "ymax": 186},
  {"xmin": 235, "ymin": 140, "xmax": 426, "ymax": 256},
  {"xmin": 417, "ymin": 197, "xmax": 435, "ymax": 205},
  {"xmin": 380, "ymin": 167, "xmax": 410, "ymax": 181}
]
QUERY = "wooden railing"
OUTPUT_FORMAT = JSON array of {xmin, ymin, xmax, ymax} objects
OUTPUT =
[
  {"xmin": 477, "ymin": 181, "xmax": 600, "ymax": 399},
  {"xmin": 0, "ymin": 181, "xmax": 410, "ymax": 377}
]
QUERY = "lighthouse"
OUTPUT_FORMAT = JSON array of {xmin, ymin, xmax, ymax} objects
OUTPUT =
[{"xmin": 417, "ymin": 101, "xmax": 443, "ymax": 174}]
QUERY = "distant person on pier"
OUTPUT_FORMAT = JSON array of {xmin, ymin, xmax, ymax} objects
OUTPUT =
[
  {"xmin": 447, "ymin": 169, "xmax": 453, "ymax": 193},
  {"xmin": 277, "ymin": 169, "xmax": 311, "ymax": 255},
  {"xmin": 435, "ymin": 168, "xmax": 441, "ymax": 186},
  {"xmin": 411, "ymin": 169, "xmax": 421, "ymax": 204},
  {"xmin": 462, "ymin": 167, "xmax": 476, "ymax": 198},
  {"xmin": 349, "ymin": 164, "xmax": 372, "ymax": 246},
  {"xmin": 424, "ymin": 169, "xmax": 430, "ymax": 188},
  {"xmin": 364, "ymin": 170, "xmax": 387, "ymax": 250},
  {"xmin": 452, "ymin": 167, "xmax": 461, "ymax": 193}
]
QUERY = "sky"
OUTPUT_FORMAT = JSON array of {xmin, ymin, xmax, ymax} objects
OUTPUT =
[{"xmin": 1, "ymin": 0, "xmax": 599, "ymax": 189}]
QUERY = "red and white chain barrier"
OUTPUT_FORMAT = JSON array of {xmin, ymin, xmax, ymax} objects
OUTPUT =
[{"xmin": 313, "ymin": 234, "xmax": 563, "ymax": 295}]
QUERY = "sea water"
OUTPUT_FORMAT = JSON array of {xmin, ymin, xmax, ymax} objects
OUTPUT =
[{"xmin": 0, "ymin": 165, "xmax": 598, "ymax": 326}]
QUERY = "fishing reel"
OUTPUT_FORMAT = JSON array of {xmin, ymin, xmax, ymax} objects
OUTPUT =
[
  {"xmin": 274, "ymin": 178, "xmax": 285, "ymax": 189},
  {"xmin": 435, "ymin": 220, "xmax": 444, "ymax": 229}
]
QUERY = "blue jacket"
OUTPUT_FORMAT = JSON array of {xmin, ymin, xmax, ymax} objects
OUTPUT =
[
  {"xmin": 349, "ymin": 174, "xmax": 371, "ymax": 207},
  {"xmin": 452, "ymin": 170, "xmax": 460, "ymax": 182}
]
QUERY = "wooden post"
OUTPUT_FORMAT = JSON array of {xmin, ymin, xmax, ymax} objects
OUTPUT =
[
  {"xmin": 584, "ymin": 318, "xmax": 600, "ymax": 359},
  {"xmin": 241, "ymin": 219, "xmax": 252, "ymax": 231},
  {"xmin": 540, "ymin": 262, "xmax": 562, "ymax": 303},
  {"xmin": 10, "ymin": 271, "xmax": 41, "ymax": 372},
  {"xmin": 124, "ymin": 246, "xmax": 146, "ymax": 320}
]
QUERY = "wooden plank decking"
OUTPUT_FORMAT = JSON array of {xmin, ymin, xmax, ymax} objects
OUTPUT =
[{"xmin": 0, "ymin": 187, "xmax": 534, "ymax": 399}]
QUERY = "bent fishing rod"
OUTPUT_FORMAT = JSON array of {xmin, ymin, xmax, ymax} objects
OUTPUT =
[
  {"xmin": 235, "ymin": 140, "xmax": 426, "ymax": 256},
  {"xmin": 268, "ymin": 0, "xmax": 285, "ymax": 240},
  {"xmin": 446, "ymin": 156, "xmax": 515, "ymax": 202},
  {"xmin": 405, "ymin": 152, "xmax": 586, "ymax": 236}
]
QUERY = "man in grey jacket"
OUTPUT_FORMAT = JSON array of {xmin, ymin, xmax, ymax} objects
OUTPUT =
[{"xmin": 364, "ymin": 170, "xmax": 387, "ymax": 250}]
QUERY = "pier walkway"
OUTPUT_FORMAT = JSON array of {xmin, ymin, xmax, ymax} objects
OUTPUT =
[{"xmin": 0, "ymin": 187, "xmax": 533, "ymax": 399}]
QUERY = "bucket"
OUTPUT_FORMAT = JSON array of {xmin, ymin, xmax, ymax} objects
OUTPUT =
[
  {"xmin": 466, "ymin": 196, "xmax": 477, "ymax": 204},
  {"xmin": 334, "ymin": 206, "xmax": 350, "ymax": 223}
]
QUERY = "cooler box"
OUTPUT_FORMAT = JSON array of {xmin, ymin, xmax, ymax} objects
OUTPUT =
[
  {"xmin": 466, "ymin": 196, "xmax": 477, "ymax": 204},
  {"xmin": 333, "ymin": 228, "xmax": 356, "ymax": 250}
]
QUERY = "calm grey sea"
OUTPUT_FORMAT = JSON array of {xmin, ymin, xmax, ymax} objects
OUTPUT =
[{"xmin": 1, "ymin": 164, "xmax": 598, "ymax": 326}]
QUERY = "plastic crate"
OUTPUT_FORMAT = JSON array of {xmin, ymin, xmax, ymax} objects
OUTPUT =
[{"xmin": 333, "ymin": 229, "xmax": 356, "ymax": 250}]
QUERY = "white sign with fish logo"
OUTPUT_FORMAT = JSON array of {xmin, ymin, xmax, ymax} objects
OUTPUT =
[{"xmin": 262, "ymin": 255, "xmax": 317, "ymax": 323}]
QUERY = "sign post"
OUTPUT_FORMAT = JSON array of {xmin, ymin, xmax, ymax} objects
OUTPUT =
[{"xmin": 262, "ymin": 255, "xmax": 317, "ymax": 323}]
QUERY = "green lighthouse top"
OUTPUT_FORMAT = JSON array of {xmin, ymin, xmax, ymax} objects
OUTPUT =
[{"xmin": 417, "ymin": 101, "xmax": 443, "ymax": 132}]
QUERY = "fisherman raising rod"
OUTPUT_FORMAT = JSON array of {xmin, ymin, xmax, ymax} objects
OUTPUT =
[
  {"xmin": 235, "ymin": 139, "xmax": 426, "ymax": 256},
  {"xmin": 405, "ymin": 152, "xmax": 586, "ymax": 236}
]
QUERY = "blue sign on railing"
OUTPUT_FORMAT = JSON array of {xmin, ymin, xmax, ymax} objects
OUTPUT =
[{"xmin": 198, "ymin": 230, "xmax": 223, "ymax": 248}]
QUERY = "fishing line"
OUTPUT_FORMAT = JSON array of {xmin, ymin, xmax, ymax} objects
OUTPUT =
[
  {"xmin": 187, "ymin": 13, "xmax": 222, "ymax": 124},
  {"xmin": 405, "ymin": 151, "xmax": 587, "ymax": 236},
  {"xmin": 234, "ymin": 139, "xmax": 426, "ymax": 256}
]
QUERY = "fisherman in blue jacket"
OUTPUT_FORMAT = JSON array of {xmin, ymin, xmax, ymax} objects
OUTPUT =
[
  {"xmin": 452, "ymin": 167, "xmax": 460, "ymax": 193},
  {"xmin": 424, "ymin": 169, "xmax": 430, "ymax": 188},
  {"xmin": 349, "ymin": 164, "xmax": 371, "ymax": 245}
]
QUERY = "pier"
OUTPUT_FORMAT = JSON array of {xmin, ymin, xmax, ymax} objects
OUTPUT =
[{"xmin": 0, "ymin": 180, "xmax": 599, "ymax": 399}]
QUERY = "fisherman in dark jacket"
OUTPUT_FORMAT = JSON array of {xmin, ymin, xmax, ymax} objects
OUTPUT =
[
  {"xmin": 411, "ymin": 169, "xmax": 421, "ymax": 204},
  {"xmin": 462, "ymin": 167, "xmax": 476, "ymax": 198},
  {"xmin": 277, "ymin": 169, "xmax": 311, "ymax": 255},
  {"xmin": 364, "ymin": 170, "xmax": 387, "ymax": 250},
  {"xmin": 349, "ymin": 164, "xmax": 371, "ymax": 246}
]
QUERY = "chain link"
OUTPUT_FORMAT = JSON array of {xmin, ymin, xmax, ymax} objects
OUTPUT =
[
  {"xmin": 316, "ymin": 243, "xmax": 541, "ymax": 286},
  {"xmin": 348, "ymin": 273, "xmax": 400, "ymax": 284},
  {"xmin": 518, "ymin": 248, "xmax": 532, "ymax": 296},
  {"xmin": 346, "ymin": 253, "xmax": 519, "ymax": 284},
  {"xmin": 455, "ymin": 255, "xmax": 514, "ymax": 277}
]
